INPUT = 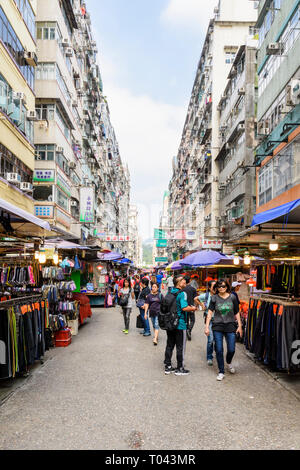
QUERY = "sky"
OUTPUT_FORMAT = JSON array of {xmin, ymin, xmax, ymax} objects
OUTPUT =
[{"xmin": 87, "ymin": 0, "xmax": 218, "ymax": 241}]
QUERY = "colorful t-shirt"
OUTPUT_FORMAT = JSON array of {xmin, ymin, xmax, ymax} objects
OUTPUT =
[{"xmin": 171, "ymin": 288, "xmax": 188, "ymax": 330}]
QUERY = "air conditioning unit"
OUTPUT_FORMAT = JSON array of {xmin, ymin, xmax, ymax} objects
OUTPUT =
[
  {"xmin": 238, "ymin": 87, "xmax": 245, "ymax": 95},
  {"xmin": 231, "ymin": 202, "xmax": 238, "ymax": 208},
  {"xmin": 14, "ymin": 92, "xmax": 26, "ymax": 103},
  {"xmin": 238, "ymin": 122, "xmax": 245, "ymax": 132},
  {"xmin": 6, "ymin": 173, "xmax": 21, "ymax": 185},
  {"xmin": 218, "ymin": 184, "xmax": 226, "ymax": 190},
  {"xmin": 72, "ymin": 100, "xmax": 78, "ymax": 107},
  {"xmin": 62, "ymin": 38, "xmax": 70, "ymax": 47},
  {"xmin": 27, "ymin": 110, "xmax": 37, "ymax": 121},
  {"xmin": 260, "ymin": 127, "xmax": 270, "ymax": 136},
  {"xmin": 56, "ymin": 146, "xmax": 64, "ymax": 153},
  {"xmin": 65, "ymin": 48, "xmax": 73, "ymax": 57},
  {"xmin": 24, "ymin": 51, "xmax": 37, "ymax": 67},
  {"xmin": 205, "ymin": 215, "xmax": 211, "ymax": 221},
  {"xmin": 71, "ymin": 200, "xmax": 78, "ymax": 207},
  {"xmin": 69, "ymin": 162, "xmax": 76, "ymax": 170},
  {"xmin": 20, "ymin": 182, "xmax": 33, "ymax": 192},
  {"xmin": 266, "ymin": 43, "xmax": 282, "ymax": 55}
]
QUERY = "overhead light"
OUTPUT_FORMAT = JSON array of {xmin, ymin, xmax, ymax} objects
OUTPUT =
[
  {"xmin": 53, "ymin": 252, "xmax": 59, "ymax": 265},
  {"xmin": 233, "ymin": 252, "xmax": 240, "ymax": 265},
  {"xmin": 34, "ymin": 251, "xmax": 40, "ymax": 260},
  {"xmin": 269, "ymin": 234, "xmax": 279, "ymax": 252},
  {"xmin": 244, "ymin": 251, "xmax": 251, "ymax": 265},
  {"xmin": 39, "ymin": 250, "xmax": 46, "ymax": 264}
]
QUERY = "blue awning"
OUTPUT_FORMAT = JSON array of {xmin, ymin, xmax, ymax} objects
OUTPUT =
[{"xmin": 251, "ymin": 199, "xmax": 300, "ymax": 227}]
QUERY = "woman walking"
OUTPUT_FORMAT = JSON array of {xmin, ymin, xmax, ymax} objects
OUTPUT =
[
  {"xmin": 144, "ymin": 282, "xmax": 162, "ymax": 346},
  {"xmin": 119, "ymin": 278, "xmax": 135, "ymax": 334},
  {"xmin": 205, "ymin": 279, "xmax": 243, "ymax": 381}
]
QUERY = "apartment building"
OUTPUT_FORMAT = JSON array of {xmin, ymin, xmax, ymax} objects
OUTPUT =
[
  {"xmin": 33, "ymin": 0, "xmax": 130, "ymax": 246},
  {"xmin": 128, "ymin": 204, "xmax": 141, "ymax": 267},
  {"xmin": 154, "ymin": 191, "xmax": 169, "ymax": 265},
  {"xmin": 167, "ymin": 0, "xmax": 257, "ymax": 259},
  {"xmin": 254, "ymin": 0, "xmax": 300, "ymax": 213},
  {"xmin": 0, "ymin": 0, "xmax": 37, "ymax": 214},
  {"xmin": 217, "ymin": 40, "xmax": 258, "ymax": 240}
]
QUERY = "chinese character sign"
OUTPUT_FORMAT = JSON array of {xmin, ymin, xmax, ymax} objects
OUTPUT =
[{"xmin": 80, "ymin": 187, "xmax": 95, "ymax": 223}]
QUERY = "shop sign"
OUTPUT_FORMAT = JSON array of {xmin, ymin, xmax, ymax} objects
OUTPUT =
[
  {"xmin": 154, "ymin": 229, "xmax": 196, "ymax": 240},
  {"xmin": 156, "ymin": 239, "xmax": 168, "ymax": 248},
  {"xmin": 35, "ymin": 206, "xmax": 54, "ymax": 218},
  {"xmin": 155, "ymin": 257, "xmax": 168, "ymax": 263},
  {"xmin": 57, "ymin": 174, "xmax": 71, "ymax": 197},
  {"xmin": 33, "ymin": 170, "xmax": 55, "ymax": 183},
  {"xmin": 105, "ymin": 235, "xmax": 131, "ymax": 242},
  {"xmin": 56, "ymin": 208, "xmax": 71, "ymax": 229},
  {"xmin": 80, "ymin": 187, "xmax": 94, "ymax": 223},
  {"xmin": 202, "ymin": 239, "xmax": 223, "ymax": 249}
]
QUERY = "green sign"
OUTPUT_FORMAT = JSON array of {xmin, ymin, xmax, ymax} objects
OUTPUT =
[
  {"xmin": 154, "ymin": 229, "xmax": 166, "ymax": 239},
  {"xmin": 156, "ymin": 239, "xmax": 168, "ymax": 248},
  {"xmin": 155, "ymin": 257, "xmax": 168, "ymax": 263}
]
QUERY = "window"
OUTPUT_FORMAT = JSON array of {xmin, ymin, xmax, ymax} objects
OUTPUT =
[
  {"xmin": 0, "ymin": 7, "xmax": 34, "ymax": 89},
  {"xmin": 0, "ymin": 143, "xmax": 32, "ymax": 183},
  {"xmin": 56, "ymin": 107, "xmax": 70, "ymax": 142},
  {"xmin": 35, "ymin": 144, "xmax": 55, "ymax": 161},
  {"xmin": 225, "ymin": 52, "xmax": 236, "ymax": 64},
  {"xmin": 259, "ymin": 163, "xmax": 273, "ymax": 206},
  {"xmin": 36, "ymin": 22, "xmax": 60, "ymax": 41},
  {"xmin": 36, "ymin": 63, "xmax": 56, "ymax": 80},
  {"xmin": 56, "ymin": 188, "xmax": 69, "ymax": 212},
  {"xmin": 33, "ymin": 186, "xmax": 53, "ymax": 202},
  {"xmin": 13, "ymin": 0, "xmax": 35, "ymax": 38},
  {"xmin": 36, "ymin": 104, "xmax": 55, "ymax": 121}
]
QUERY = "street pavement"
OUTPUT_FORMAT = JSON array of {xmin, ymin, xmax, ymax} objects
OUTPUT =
[{"xmin": 0, "ymin": 306, "xmax": 300, "ymax": 450}]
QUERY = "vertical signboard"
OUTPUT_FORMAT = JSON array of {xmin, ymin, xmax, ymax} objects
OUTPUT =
[{"xmin": 80, "ymin": 187, "xmax": 94, "ymax": 223}]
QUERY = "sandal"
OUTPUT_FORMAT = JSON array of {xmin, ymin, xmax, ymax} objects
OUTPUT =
[{"xmin": 153, "ymin": 340, "xmax": 158, "ymax": 346}]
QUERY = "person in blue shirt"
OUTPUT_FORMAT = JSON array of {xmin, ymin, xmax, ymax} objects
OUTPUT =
[
  {"xmin": 156, "ymin": 271, "xmax": 164, "ymax": 292},
  {"xmin": 164, "ymin": 276, "xmax": 197, "ymax": 376}
]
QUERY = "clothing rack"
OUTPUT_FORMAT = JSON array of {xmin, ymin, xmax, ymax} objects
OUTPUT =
[
  {"xmin": 0, "ymin": 294, "xmax": 42, "ymax": 309},
  {"xmin": 251, "ymin": 294, "xmax": 300, "ymax": 307}
]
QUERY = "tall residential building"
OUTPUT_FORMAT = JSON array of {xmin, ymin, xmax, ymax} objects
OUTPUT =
[
  {"xmin": 254, "ymin": 0, "xmax": 300, "ymax": 214},
  {"xmin": 0, "ymin": 0, "xmax": 37, "ymax": 213},
  {"xmin": 128, "ymin": 204, "xmax": 141, "ymax": 266},
  {"xmin": 167, "ymin": 0, "xmax": 257, "ymax": 259},
  {"xmin": 33, "ymin": 0, "xmax": 130, "ymax": 247}
]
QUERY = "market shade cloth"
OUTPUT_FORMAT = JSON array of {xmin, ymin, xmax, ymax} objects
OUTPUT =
[
  {"xmin": 118, "ymin": 258, "xmax": 132, "ymax": 264},
  {"xmin": 251, "ymin": 199, "xmax": 300, "ymax": 227},
  {"xmin": 0, "ymin": 197, "xmax": 52, "ymax": 237},
  {"xmin": 166, "ymin": 261, "xmax": 181, "ymax": 270},
  {"xmin": 179, "ymin": 250, "xmax": 228, "ymax": 267},
  {"xmin": 97, "ymin": 251, "xmax": 123, "ymax": 261}
]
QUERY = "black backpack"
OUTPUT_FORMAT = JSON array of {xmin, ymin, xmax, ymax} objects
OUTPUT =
[{"xmin": 158, "ymin": 291, "xmax": 180, "ymax": 331}]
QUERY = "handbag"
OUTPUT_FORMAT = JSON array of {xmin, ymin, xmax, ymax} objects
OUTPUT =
[
  {"xmin": 136, "ymin": 314, "xmax": 144, "ymax": 329},
  {"xmin": 136, "ymin": 298, "xmax": 145, "ymax": 308},
  {"xmin": 119, "ymin": 294, "xmax": 129, "ymax": 307}
]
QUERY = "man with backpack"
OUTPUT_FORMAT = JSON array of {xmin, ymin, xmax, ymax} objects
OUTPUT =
[{"xmin": 160, "ymin": 275, "xmax": 197, "ymax": 376}]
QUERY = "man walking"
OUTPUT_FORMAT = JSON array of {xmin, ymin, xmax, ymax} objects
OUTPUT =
[
  {"xmin": 164, "ymin": 276, "xmax": 197, "ymax": 376},
  {"xmin": 183, "ymin": 275, "xmax": 197, "ymax": 341}
]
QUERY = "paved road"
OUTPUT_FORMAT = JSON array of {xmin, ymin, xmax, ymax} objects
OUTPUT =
[{"xmin": 0, "ymin": 306, "xmax": 299, "ymax": 450}]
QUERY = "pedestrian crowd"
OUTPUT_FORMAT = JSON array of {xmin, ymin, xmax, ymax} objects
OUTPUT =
[{"xmin": 113, "ymin": 272, "xmax": 243, "ymax": 381}]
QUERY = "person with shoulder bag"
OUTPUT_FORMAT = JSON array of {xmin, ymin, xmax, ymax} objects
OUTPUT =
[
  {"xmin": 136, "ymin": 278, "xmax": 151, "ymax": 336},
  {"xmin": 119, "ymin": 278, "xmax": 135, "ymax": 335},
  {"xmin": 196, "ymin": 280, "xmax": 216, "ymax": 366},
  {"xmin": 144, "ymin": 282, "xmax": 163, "ymax": 346},
  {"xmin": 205, "ymin": 279, "xmax": 243, "ymax": 381}
]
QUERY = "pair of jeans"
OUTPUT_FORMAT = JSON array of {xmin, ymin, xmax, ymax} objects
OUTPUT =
[
  {"xmin": 207, "ymin": 321, "xmax": 214, "ymax": 361},
  {"xmin": 139, "ymin": 307, "xmax": 150, "ymax": 335},
  {"xmin": 150, "ymin": 316, "xmax": 159, "ymax": 331},
  {"xmin": 187, "ymin": 311, "xmax": 195, "ymax": 332},
  {"xmin": 213, "ymin": 330, "xmax": 236, "ymax": 374},
  {"xmin": 164, "ymin": 329, "xmax": 187, "ymax": 369},
  {"xmin": 122, "ymin": 307, "xmax": 132, "ymax": 330}
]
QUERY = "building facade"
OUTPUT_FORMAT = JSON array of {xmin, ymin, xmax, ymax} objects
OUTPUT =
[
  {"xmin": 255, "ymin": 0, "xmax": 300, "ymax": 215},
  {"xmin": 167, "ymin": 0, "xmax": 257, "ymax": 260},
  {"xmin": 0, "ymin": 0, "xmax": 37, "ymax": 214}
]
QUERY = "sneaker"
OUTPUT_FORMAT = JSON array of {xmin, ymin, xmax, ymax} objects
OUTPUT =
[
  {"xmin": 175, "ymin": 368, "xmax": 190, "ymax": 376},
  {"xmin": 143, "ymin": 333, "xmax": 151, "ymax": 337},
  {"xmin": 140, "ymin": 331, "xmax": 146, "ymax": 335},
  {"xmin": 164, "ymin": 366, "xmax": 175, "ymax": 375},
  {"xmin": 124, "ymin": 330, "xmax": 129, "ymax": 335},
  {"xmin": 227, "ymin": 364, "xmax": 236, "ymax": 374},
  {"xmin": 217, "ymin": 373, "xmax": 225, "ymax": 381},
  {"xmin": 207, "ymin": 359, "xmax": 213, "ymax": 366}
]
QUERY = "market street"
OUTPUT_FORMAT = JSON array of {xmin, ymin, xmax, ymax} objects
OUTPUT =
[{"xmin": 0, "ymin": 306, "xmax": 299, "ymax": 451}]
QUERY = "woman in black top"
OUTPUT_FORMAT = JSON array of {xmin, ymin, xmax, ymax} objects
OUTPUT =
[{"xmin": 205, "ymin": 279, "xmax": 243, "ymax": 381}]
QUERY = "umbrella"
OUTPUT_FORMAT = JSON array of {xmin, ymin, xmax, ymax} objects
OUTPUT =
[
  {"xmin": 179, "ymin": 250, "xmax": 228, "ymax": 267},
  {"xmin": 166, "ymin": 261, "xmax": 183, "ymax": 270},
  {"xmin": 98, "ymin": 251, "xmax": 123, "ymax": 261}
]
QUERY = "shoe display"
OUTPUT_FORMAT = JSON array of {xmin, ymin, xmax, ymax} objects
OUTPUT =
[
  {"xmin": 217, "ymin": 373, "xmax": 225, "ymax": 381},
  {"xmin": 164, "ymin": 366, "xmax": 175, "ymax": 375},
  {"xmin": 174, "ymin": 368, "xmax": 190, "ymax": 376}
]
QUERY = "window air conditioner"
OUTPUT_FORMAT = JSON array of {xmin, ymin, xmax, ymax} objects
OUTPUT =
[
  {"xmin": 27, "ymin": 110, "xmax": 37, "ymax": 121},
  {"xmin": 24, "ymin": 51, "xmax": 37, "ymax": 67},
  {"xmin": 20, "ymin": 182, "xmax": 33, "ymax": 192},
  {"xmin": 15, "ymin": 92, "xmax": 27, "ymax": 103},
  {"xmin": 6, "ymin": 173, "xmax": 21, "ymax": 184},
  {"xmin": 69, "ymin": 162, "xmax": 76, "ymax": 169},
  {"xmin": 238, "ymin": 87, "xmax": 245, "ymax": 95},
  {"xmin": 71, "ymin": 201, "xmax": 78, "ymax": 207},
  {"xmin": 266, "ymin": 43, "xmax": 282, "ymax": 55},
  {"xmin": 62, "ymin": 39, "xmax": 70, "ymax": 47},
  {"xmin": 65, "ymin": 48, "xmax": 73, "ymax": 57},
  {"xmin": 238, "ymin": 122, "xmax": 245, "ymax": 132},
  {"xmin": 57, "ymin": 146, "xmax": 64, "ymax": 153}
]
